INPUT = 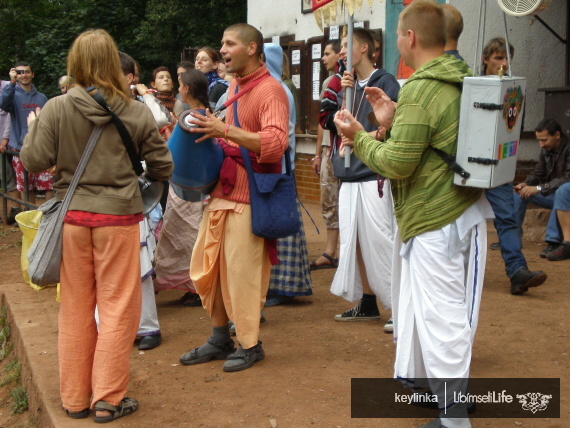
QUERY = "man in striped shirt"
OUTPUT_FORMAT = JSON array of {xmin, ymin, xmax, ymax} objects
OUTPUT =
[{"xmin": 180, "ymin": 23, "xmax": 289, "ymax": 373}]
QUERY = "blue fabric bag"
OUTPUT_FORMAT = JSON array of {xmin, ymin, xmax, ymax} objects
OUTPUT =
[
  {"xmin": 239, "ymin": 146, "xmax": 301, "ymax": 239},
  {"xmin": 234, "ymin": 101, "xmax": 300, "ymax": 240}
]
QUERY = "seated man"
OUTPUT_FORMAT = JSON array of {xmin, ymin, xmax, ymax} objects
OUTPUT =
[
  {"xmin": 481, "ymin": 37, "xmax": 546, "ymax": 295},
  {"xmin": 546, "ymin": 182, "xmax": 570, "ymax": 261},
  {"xmin": 514, "ymin": 119, "xmax": 570, "ymax": 257}
]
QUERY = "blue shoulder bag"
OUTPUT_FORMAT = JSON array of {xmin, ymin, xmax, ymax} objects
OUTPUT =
[{"xmin": 233, "ymin": 98, "xmax": 301, "ymax": 239}]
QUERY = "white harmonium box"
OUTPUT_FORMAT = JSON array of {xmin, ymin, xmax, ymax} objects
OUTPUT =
[{"xmin": 455, "ymin": 75, "xmax": 527, "ymax": 188}]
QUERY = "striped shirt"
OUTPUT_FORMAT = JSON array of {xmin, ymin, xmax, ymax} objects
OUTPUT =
[
  {"xmin": 354, "ymin": 55, "xmax": 481, "ymax": 242},
  {"xmin": 210, "ymin": 64, "xmax": 289, "ymax": 204}
]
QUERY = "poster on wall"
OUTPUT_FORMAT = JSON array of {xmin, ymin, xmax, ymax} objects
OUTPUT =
[
  {"xmin": 312, "ymin": 80, "xmax": 320, "ymax": 100},
  {"xmin": 312, "ymin": 62, "xmax": 321, "ymax": 81},
  {"xmin": 301, "ymin": 0, "xmax": 312, "ymax": 13},
  {"xmin": 292, "ymin": 74, "xmax": 301, "ymax": 89},
  {"xmin": 292, "ymin": 50, "xmax": 301, "ymax": 65},
  {"xmin": 312, "ymin": 44, "xmax": 322, "ymax": 60},
  {"xmin": 330, "ymin": 25, "xmax": 340, "ymax": 40}
]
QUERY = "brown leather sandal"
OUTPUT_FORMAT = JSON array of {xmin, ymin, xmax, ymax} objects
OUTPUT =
[
  {"xmin": 309, "ymin": 253, "xmax": 339, "ymax": 270},
  {"xmin": 93, "ymin": 397, "xmax": 138, "ymax": 424}
]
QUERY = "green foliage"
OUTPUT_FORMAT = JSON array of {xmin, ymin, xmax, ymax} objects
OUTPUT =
[
  {"xmin": 2, "ymin": 359, "xmax": 20, "ymax": 386},
  {"xmin": 0, "ymin": 325, "xmax": 9, "ymax": 343},
  {"xmin": 10, "ymin": 385, "xmax": 28, "ymax": 414},
  {"xmin": 0, "ymin": 323, "xmax": 13, "ymax": 362},
  {"xmin": 0, "ymin": 0, "xmax": 247, "ymax": 98},
  {"xmin": 0, "ymin": 307, "xmax": 12, "ymax": 362}
]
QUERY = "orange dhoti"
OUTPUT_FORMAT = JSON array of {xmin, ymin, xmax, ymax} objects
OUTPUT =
[{"xmin": 190, "ymin": 199, "xmax": 270, "ymax": 349}]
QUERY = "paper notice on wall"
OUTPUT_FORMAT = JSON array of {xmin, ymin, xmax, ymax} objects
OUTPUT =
[
  {"xmin": 312, "ymin": 44, "xmax": 321, "ymax": 60},
  {"xmin": 312, "ymin": 80, "xmax": 320, "ymax": 100},
  {"xmin": 330, "ymin": 26, "xmax": 340, "ymax": 40},
  {"xmin": 292, "ymin": 50, "xmax": 301, "ymax": 65},
  {"xmin": 312, "ymin": 62, "xmax": 320, "ymax": 81},
  {"xmin": 272, "ymin": 36, "xmax": 280, "ymax": 45},
  {"xmin": 354, "ymin": 21, "xmax": 364, "ymax": 28},
  {"xmin": 292, "ymin": 74, "xmax": 301, "ymax": 89}
]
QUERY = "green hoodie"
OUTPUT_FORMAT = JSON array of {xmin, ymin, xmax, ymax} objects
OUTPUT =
[{"xmin": 354, "ymin": 54, "xmax": 481, "ymax": 242}]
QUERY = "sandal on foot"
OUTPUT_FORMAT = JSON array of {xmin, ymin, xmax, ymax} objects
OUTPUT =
[
  {"xmin": 93, "ymin": 397, "xmax": 138, "ymax": 424},
  {"xmin": 223, "ymin": 341, "xmax": 265, "ymax": 372},
  {"xmin": 181, "ymin": 292, "xmax": 202, "ymax": 307},
  {"xmin": 179, "ymin": 337, "xmax": 235, "ymax": 365},
  {"xmin": 309, "ymin": 253, "xmax": 338, "ymax": 270},
  {"xmin": 64, "ymin": 407, "xmax": 89, "ymax": 419},
  {"xmin": 264, "ymin": 295, "xmax": 294, "ymax": 307}
]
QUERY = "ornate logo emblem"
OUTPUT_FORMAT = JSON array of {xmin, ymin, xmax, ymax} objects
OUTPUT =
[
  {"xmin": 516, "ymin": 392, "xmax": 552, "ymax": 413},
  {"xmin": 503, "ymin": 85, "xmax": 524, "ymax": 132}
]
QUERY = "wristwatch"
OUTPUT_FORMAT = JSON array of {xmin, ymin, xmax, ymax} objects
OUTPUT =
[{"xmin": 536, "ymin": 185, "xmax": 542, "ymax": 192}]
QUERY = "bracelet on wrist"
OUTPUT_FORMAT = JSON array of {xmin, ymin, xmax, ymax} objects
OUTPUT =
[{"xmin": 224, "ymin": 124, "xmax": 231, "ymax": 142}]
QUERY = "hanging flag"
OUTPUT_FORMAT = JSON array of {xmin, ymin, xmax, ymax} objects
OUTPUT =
[
  {"xmin": 312, "ymin": 0, "xmax": 380, "ymax": 30},
  {"xmin": 312, "ymin": 0, "xmax": 335, "ymax": 10},
  {"xmin": 312, "ymin": 0, "xmax": 339, "ymax": 30}
]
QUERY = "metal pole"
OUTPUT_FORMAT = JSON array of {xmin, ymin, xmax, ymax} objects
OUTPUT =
[
  {"xmin": 344, "ymin": 13, "xmax": 353, "ymax": 168},
  {"xmin": 1, "ymin": 153, "xmax": 7, "ymax": 224},
  {"xmin": 502, "ymin": 12, "xmax": 513, "ymax": 77},
  {"xmin": 474, "ymin": 0, "xmax": 485, "ymax": 76}
]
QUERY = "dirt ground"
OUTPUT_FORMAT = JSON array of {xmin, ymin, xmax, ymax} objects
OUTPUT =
[{"xmin": 0, "ymin": 202, "xmax": 568, "ymax": 428}]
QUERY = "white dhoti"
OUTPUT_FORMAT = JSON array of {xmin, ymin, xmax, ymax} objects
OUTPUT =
[
  {"xmin": 393, "ymin": 196, "xmax": 493, "ymax": 418},
  {"xmin": 138, "ymin": 218, "xmax": 160, "ymax": 336},
  {"xmin": 330, "ymin": 180, "xmax": 394, "ymax": 307}
]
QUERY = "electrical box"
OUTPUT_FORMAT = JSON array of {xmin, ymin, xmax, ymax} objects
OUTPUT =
[{"xmin": 455, "ymin": 75, "xmax": 527, "ymax": 188}]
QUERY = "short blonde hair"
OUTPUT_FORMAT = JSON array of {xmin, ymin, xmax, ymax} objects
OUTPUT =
[
  {"xmin": 399, "ymin": 0, "xmax": 445, "ymax": 49},
  {"xmin": 67, "ymin": 29, "xmax": 130, "ymax": 103},
  {"xmin": 442, "ymin": 4, "xmax": 463, "ymax": 43},
  {"xmin": 58, "ymin": 75, "xmax": 74, "ymax": 86}
]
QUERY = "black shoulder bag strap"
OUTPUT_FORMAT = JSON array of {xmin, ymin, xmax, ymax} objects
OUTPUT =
[
  {"xmin": 430, "ymin": 80, "xmax": 470, "ymax": 180},
  {"xmin": 431, "ymin": 146, "xmax": 471, "ymax": 179},
  {"xmin": 85, "ymin": 86, "xmax": 144, "ymax": 176}
]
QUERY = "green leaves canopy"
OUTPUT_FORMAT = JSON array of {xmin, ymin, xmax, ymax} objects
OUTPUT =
[{"xmin": 0, "ymin": 0, "xmax": 246, "ymax": 98}]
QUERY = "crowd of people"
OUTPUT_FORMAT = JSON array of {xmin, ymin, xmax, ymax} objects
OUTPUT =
[{"xmin": 0, "ymin": 0, "xmax": 566, "ymax": 426}]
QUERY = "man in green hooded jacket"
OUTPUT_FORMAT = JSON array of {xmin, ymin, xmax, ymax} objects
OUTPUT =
[{"xmin": 335, "ymin": 1, "xmax": 494, "ymax": 426}]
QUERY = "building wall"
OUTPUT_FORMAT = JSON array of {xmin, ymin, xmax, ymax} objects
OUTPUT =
[
  {"xmin": 295, "ymin": 153, "xmax": 321, "ymax": 203},
  {"xmin": 248, "ymin": 1, "xmax": 387, "ymax": 43}
]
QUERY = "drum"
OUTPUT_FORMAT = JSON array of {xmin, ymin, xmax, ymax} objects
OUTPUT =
[{"xmin": 168, "ymin": 109, "xmax": 224, "ymax": 201}]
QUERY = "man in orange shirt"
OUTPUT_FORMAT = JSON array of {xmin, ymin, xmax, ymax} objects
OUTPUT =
[{"xmin": 179, "ymin": 23, "xmax": 289, "ymax": 372}]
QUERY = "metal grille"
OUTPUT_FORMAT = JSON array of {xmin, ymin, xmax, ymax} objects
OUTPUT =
[{"xmin": 497, "ymin": 0, "xmax": 551, "ymax": 16}]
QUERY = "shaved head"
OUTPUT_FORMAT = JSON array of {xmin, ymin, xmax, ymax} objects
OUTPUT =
[
  {"xmin": 399, "ymin": 0, "xmax": 445, "ymax": 49},
  {"xmin": 225, "ymin": 23, "xmax": 264, "ymax": 57}
]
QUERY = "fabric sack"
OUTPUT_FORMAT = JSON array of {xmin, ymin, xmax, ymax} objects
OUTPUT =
[
  {"xmin": 26, "ymin": 198, "xmax": 65, "ymax": 287},
  {"xmin": 240, "ymin": 146, "xmax": 301, "ymax": 240}
]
